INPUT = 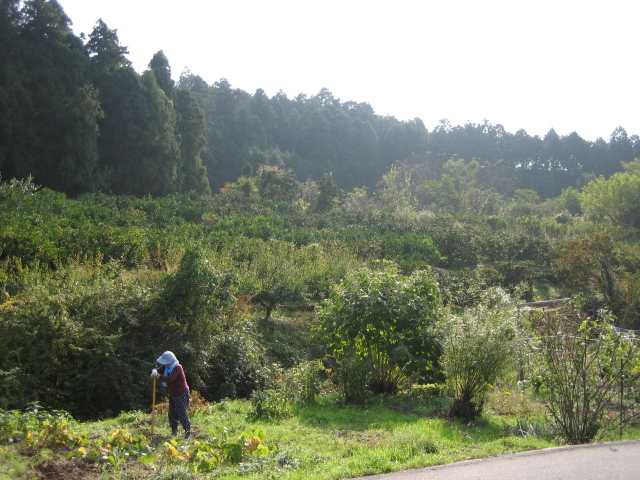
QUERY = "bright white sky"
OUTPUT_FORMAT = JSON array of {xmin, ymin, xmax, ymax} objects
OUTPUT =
[{"xmin": 59, "ymin": 0, "xmax": 638, "ymax": 141}]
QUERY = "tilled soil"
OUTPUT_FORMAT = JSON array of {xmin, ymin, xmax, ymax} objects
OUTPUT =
[{"xmin": 36, "ymin": 459, "xmax": 100, "ymax": 480}]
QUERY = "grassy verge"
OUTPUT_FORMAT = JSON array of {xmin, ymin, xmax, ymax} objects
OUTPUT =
[{"xmin": 2, "ymin": 391, "xmax": 638, "ymax": 480}]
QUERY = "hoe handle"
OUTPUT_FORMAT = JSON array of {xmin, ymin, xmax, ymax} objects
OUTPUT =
[{"xmin": 151, "ymin": 376, "xmax": 157, "ymax": 434}]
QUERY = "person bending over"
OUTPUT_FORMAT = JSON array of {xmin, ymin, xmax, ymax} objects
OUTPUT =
[{"xmin": 152, "ymin": 351, "xmax": 191, "ymax": 439}]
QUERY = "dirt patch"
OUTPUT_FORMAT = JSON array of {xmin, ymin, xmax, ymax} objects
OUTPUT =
[
  {"xmin": 390, "ymin": 402, "xmax": 417, "ymax": 415},
  {"xmin": 333, "ymin": 429, "xmax": 387, "ymax": 447},
  {"xmin": 19, "ymin": 446, "xmax": 38, "ymax": 457},
  {"xmin": 36, "ymin": 459, "xmax": 100, "ymax": 480},
  {"xmin": 426, "ymin": 407, "xmax": 450, "ymax": 418}
]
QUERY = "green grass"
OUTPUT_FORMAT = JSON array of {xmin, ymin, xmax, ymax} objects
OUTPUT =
[
  {"xmin": 2, "ymin": 392, "xmax": 638, "ymax": 480},
  {"xmin": 0, "ymin": 451, "xmax": 31, "ymax": 480},
  {"xmin": 186, "ymin": 394, "xmax": 557, "ymax": 480},
  {"xmin": 0, "ymin": 444, "xmax": 54, "ymax": 480}
]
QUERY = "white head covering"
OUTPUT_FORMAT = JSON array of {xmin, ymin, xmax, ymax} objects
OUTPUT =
[{"xmin": 156, "ymin": 351, "xmax": 178, "ymax": 366}]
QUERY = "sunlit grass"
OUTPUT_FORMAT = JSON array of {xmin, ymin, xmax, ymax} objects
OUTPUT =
[
  {"xmin": 0, "ymin": 450, "xmax": 31, "ymax": 480},
  {"xmin": 140, "ymin": 393, "xmax": 556, "ymax": 480}
]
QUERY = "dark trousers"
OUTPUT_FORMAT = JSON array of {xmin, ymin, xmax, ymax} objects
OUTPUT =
[{"xmin": 168, "ymin": 390, "xmax": 191, "ymax": 433}]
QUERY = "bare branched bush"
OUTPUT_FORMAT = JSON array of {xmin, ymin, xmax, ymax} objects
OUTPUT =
[{"xmin": 535, "ymin": 299, "xmax": 640, "ymax": 444}]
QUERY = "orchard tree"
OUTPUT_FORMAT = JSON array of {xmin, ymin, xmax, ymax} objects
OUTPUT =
[
  {"xmin": 255, "ymin": 164, "xmax": 299, "ymax": 202},
  {"xmin": 316, "ymin": 265, "xmax": 441, "ymax": 395},
  {"xmin": 553, "ymin": 230, "xmax": 621, "ymax": 307},
  {"xmin": 232, "ymin": 239, "xmax": 351, "ymax": 320},
  {"xmin": 241, "ymin": 240, "xmax": 307, "ymax": 320},
  {"xmin": 553, "ymin": 229, "xmax": 640, "ymax": 328}
]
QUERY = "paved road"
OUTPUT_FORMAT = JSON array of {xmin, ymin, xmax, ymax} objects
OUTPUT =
[{"xmin": 351, "ymin": 440, "xmax": 640, "ymax": 480}]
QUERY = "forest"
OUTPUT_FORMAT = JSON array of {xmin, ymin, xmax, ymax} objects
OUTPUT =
[
  {"xmin": 2, "ymin": 0, "xmax": 640, "ymax": 199},
  {"xmin": 1, "ymin": 1, "xmax": 640, "ymax": 479}
]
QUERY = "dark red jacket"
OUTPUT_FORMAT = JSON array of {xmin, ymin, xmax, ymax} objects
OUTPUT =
[{"xmin": 158, "ymin": 364, "xmax": 189, "ymax": 397}]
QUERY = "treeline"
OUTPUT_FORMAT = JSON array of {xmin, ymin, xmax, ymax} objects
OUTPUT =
[{"xmin": 2, "ymin": 0, "xmax": 639, "ymax": 199}]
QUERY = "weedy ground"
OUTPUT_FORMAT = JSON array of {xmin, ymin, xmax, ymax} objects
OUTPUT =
[{"xmin": 1, "ymin": 387, "xmax": 638, "ymax": 480}]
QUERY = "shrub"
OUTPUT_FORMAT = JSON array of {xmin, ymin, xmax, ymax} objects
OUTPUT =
[
  {"xmin": 494, "ymin": 260, "xmax": 534, "ymax": 300},
  {"xmin": 316, "ymin": 266, "xmax": 441, "ymax": 396},
  {"xmin": 201, "ymin": 330, "xmax": 269, "ymax": 401},
  {"xmin": 247, "ymin": 360, "xmax": 326, "ymax": 419},
  {"xmin": 247, "ymin": 388, "xmax": 292, "ymax": 420},
  {"xmin": 434, "ymin": 266, "xmax": 504, "ymax": 308},
  {"xmin": 0, "ymin": 261, "xmax": 157, "ymax": 418},
  {"xmin": 534, "ymin": 300, "xmax": 640, "ymax": 444},
  {"xmin": 148, "ymin": 247, "xmax": 241, "ymax": 394},
  {"xmin": 427, "ymin": 220, "xmax": 482, "ymax": 268},
  {"xmin": 439, "ymin": 288, "xmax": 520, "ymax": 420},
  {"xmin": 338, "ymin": 355, "xmax": 369, "ymax": 405}
]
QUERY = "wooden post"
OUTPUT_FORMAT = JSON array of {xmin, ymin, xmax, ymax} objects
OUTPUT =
[{"xmin": 151, "ymin": 376, "xmax": 157, "ymax": 434}]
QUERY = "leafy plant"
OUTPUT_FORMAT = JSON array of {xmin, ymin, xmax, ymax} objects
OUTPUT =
[
  {"xmin": 95, "ymin": 428, "xmax": 151, "ymax": 465},
  {"xmin": 0, "ymin": 403, "xmax": 87, "ymax": 449},
  {"xmin": 248, "ymin": 360, "xmax": 326, "ymax": 419},
  {"xmin": 248, "ymin": 389, "xmax": 292, "ymax": 420},
  {"xmin": 317, "ymin": 265, "xmax": 441, "ymax": 395},
  {"xmin": 158, "ymin": 429, "xmax": 273, "ymax": 472}
]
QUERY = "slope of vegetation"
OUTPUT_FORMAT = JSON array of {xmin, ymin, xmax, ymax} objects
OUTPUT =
[
  {"xmin": 2, "ymin": 3, "xmax": 640, "ymax": 479},
  {"xmin": 1, "ymin": 161, "xmax": 640, "ymax": 478}
]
